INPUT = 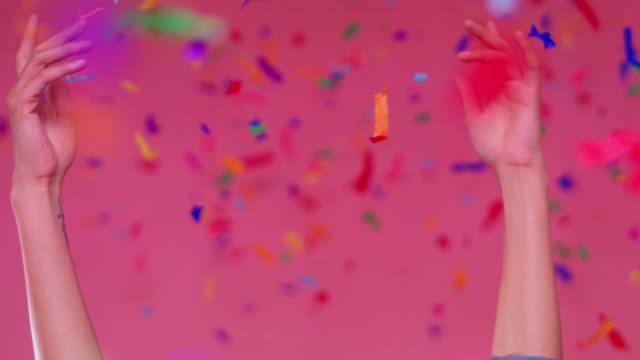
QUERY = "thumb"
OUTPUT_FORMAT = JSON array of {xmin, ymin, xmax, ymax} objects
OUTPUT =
[{"xmin": 456, "ymin": 76, "xmax": 480, "ymax": 118}]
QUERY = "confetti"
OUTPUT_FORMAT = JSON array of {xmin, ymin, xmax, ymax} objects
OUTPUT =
[
  {"xmin": 201, "ymin": 123, "xmax": 210, "ymax": 134},
  {"xmin": 253, "ymin": 242, "xmax": 276, "ymax": 265},
  {"xmin": 343, "ymin": 23, "xmax": 360, "ymax": 39},
  {"xmin": 248, "ymin": 118, "xmax": 267, "ymax": 141},
  {"xmin": 370, "ymin": 86, "xmax": 389, "ymax": 143},
  {"xmin": 414, "ymin": 73, "xmax": 428, "ymax": 83},
  {"xmin": 126, "ymin": 7, "xmax": 227, "ymax": 41},
  {"xmin": 415, "ymin": 112, "xmax": 431, "ymax": 123},
  {"xmin": 455, "ymin": 35, "xmax": 470, "ymax": 53},
  {"xmin": 577, "ymin": 130, "xmax": 640, "ymax": 165},
  {"xmin": 362, "ymin": 210, "xmax": 381, "ymax": 229},
  {"xmin": 0, "ymin": 115, "xmax": 8, "ymax": 138},
  {"xmin": 353, "ymin": 150, "xmax": 373, "ymax": 193},
  {"xmin": 313, "ymin": 290, "xmax": 330, "ymax": 305},
  {"xmin": 557, "ymin": 174, "xmax": 574, "ymax": 191},
  {"xmin": 202, "ymin": 273, "xmax": 216, "ymax": 300},
  {"xmin": 487, "ymin": 0, "xmax": 518, "ymax": 18},
  {"xmin": 554, "ymin": 263, "xmax": 572, "ymax": 283},
  {"xmin": 578, "ymin": 246, "xmax": 590, "ymax": 261},
  {"xmin": 145, "ymin": 114, "xmax": 160, "ymax": 134},
  {"xmin": 285, "ymin": 231, "xmax": 305, "ymax": 252},
  {"xmin": 242, "ymin": 151, "xmax": 274, "ymax": 169},
  {"xmin": 256, "ymin": 55, "xmax": 284, "ymax": 83},
  {"xmin": 451, "ymin": 161, "xmax": 486, "ymax": 173},
  {"xmin": 574, "ymin": 0, "xmax": 600, "ymax": 31},
  {"xmin": 77, "ymin": 7, "xmax": 105, "ymax": 20},
  {"xmin": 528, "ymin": 24, "xmax": 556, "ymax": 49},
  {"xmin": 225, "ymin": 79, "xmax": 242, "ymax": 96},
  {"xmin": 213, "ymin": 328, "xmax": 231, "ymax": 344},
  {"xmin": 134, "ymin": 132, "xmax": 157, "ymax": 160},
  {"xmin": 299, "ymin": 275, "xmax": 317, "ymax": 289},
  {"xmin": 482, "ymin": 199, "xmax": 503, "ymax": 229},
  {"xmin": 66, "ymin": 75, "xmax": 99, "ymax": 83},
  {"xmin": 452, "ymin": 266, "xmax": 467, "ymax": 291},
  {"xmin": 578, "ymin": 315, "xmax": 616, "ymax": 349},
  {"xmin": 191, "ymin": 205, "xmax": 203, "ymax": 222},
  {"xmin": 184, "ymin": 40, "xmax": 208, "ymax": 62},
  {"xmin": 122, "ymin": 80, "xmax": 141, "ymax": 93}
]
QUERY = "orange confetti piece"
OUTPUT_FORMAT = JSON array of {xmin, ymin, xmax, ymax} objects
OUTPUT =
[
  {"xmin": 630, "ymin": 269, "xmax": 640, "ymax": 284},
  {"xmin": 239, "ymin": 58, "xmax": 265, "ymax": 84},
  {"xmin": 578, "ymin": 317, "xmax": 616, "ymax": 348},
  {"xmin": 370, "ymin": 85, "xmax": 389, "ymax": 143},
  {"xmin": 284, "ymin": 231, "xmax": 305, "ymax": 252},
  {"xmin": 221, "ymin": 156, "xmax": 246, "ymax": 175},
  {"xmin": 424, "ymin": 215, "xmax": 437, "ymax": 231},
  {"xmin": 202, "ymin": 273, "xmax": 216, "ymax": 301},
  {"xmin": 453, "ymin": 266, "xmax": 468, "ymax": 291},
  {"xmin": 76, "ymin": 7, "xmax": 105, "ymax": 20},
  {"xmin": 139, "ymin": 0, "xmax": 160, "ymax": 11},
  {"xmin": 253, "ymin": 243, "xmax": 276, "ymax": 266},
  {"xmin": 121, "ymin": 80, "xmax": 141, "ymax": 93},
  {"xmin": 134, "ymin": 132, "xmax": 157, "ymax": 160}
]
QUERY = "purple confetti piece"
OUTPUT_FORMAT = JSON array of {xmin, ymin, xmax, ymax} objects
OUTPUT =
[
  {"xmin": 256, "ymin": 55, "xmax": 284, "ymax": 83},
  {"xmin": 455, "ymin": 35, "xmax": 470, "ymax": 53},
  {"xmin": 393, "ymin": 29, "xmax": 408, "ymax": 42},
  {"xmin": 213, "ymin": 328, "xmax": 232, "ymax": 344},
  {"xmin": 185, "ymin": 40, "xmax": 208, "ymax": 62},
  {"xmin": 86, "ymin": 157, "xmax": 103, "ymax": 169},
  {"xmin": 280, "ymin": 282, "xmax": 299, "ymax": 295},
  {"xmin": 554, "ymin": 262, "xmax": 572, "ymax": 283},
  {"xmin": 258, "ymin": 25, "xmax": 272, "ymax": 38},
  {"xmin": 451, "ymin": 161, "xmax": 486, "ymax": 173},
  {"xmin": 201, "ymin": 123, "xmax": 210, "ymax": 134},
  {"xmin": 289, "ymin": 117, "xmax": 302, "ymax": 129},
  {"xmin": 145, "ymin": 114, "xmax": 159, "ymax": 134},
  {"xmin": 541, "ymin": 13, "xmax": 551, "ymax": 30},
  {"xmin": 287, "ymin": 183, "xmax": 300, "ymax": 197},
  {"xmin": 426, "ymin": 323, "xmax": 443, "ymax": 338},
  {"xmin": 0, "ymin": 115, "xmax": 8, "ymax": 137}
]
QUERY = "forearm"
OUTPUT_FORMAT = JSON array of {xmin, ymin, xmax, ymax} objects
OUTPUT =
[
  {"xmin": 492, "ymin": 161, "xmax": 562, "ymax": 359},
  {"xmin": 11, "ymin": 181, "xmax": 102, "ymax": 360}
]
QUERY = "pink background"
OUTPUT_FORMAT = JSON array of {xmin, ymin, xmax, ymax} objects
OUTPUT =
[{"xmin": 1, "ymin": 0, "xmax": 640, "ymax": 359}]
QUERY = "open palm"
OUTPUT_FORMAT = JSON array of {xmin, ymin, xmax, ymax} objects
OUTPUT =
[
  {"xmin": 456, "ymin": 20, "xmax": 542, "ymax": 171},
  {"xmin": 7, "ymin": 16, "xmax": 91, "ymax": 188}
]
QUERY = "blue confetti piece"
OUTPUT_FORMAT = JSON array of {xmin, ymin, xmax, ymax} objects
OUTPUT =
[
  {"xmin": 423, "ymin": 158, "xmax": 436, "ymax": 170},
  {"xmin": 255, "ymin": 133, "xmax": 268, "ymax": 141},
  {"xmin": 191, "ymin": 205, "xmax": 203, "ymax": 222},
  {"xmin": 554, "ymin": 263, "xmax": 572, "ymax": 283},
  {"xmin": 249, "ymin": 118, "xmax": 261, "ymax": 127},
  {"xmin": 298, "ymin": 275, "xmax": 318, "ymax": 289},
  {"xmin": 66, "ymin": 75, "xmax": 99, "ymax": 83},
  {"xmin": 201, "ymin": 123, "xmax": 210, "ymax": 134},
  {"xmin": 414, "ymin": 73, "xmax": 429, "ymax": 83},
  {"xmin": 528, "ymin": 24, "xmax": 556, "ymax": 49},
  {"xmin": 289, "ymin": 117, "xmax": 302, "ymax": 129},
  {"xmin": 557, "ymin": 174, "xmax": 574, "ymax": 191},
  {"xmin": 623, "ymin": 27, "xmax": 640, "ymax": 68},
  {"xmin": 114, "ymin": 0, "xmax": 119, "ymax": 3},
  {"xmin": 86, "ymin": 157, "xmax": 103, "ymax": 169},
  {"xmin": 141, "ymin": 305, "xmax": 154, "ymax": 317},
  {"xmin": 451, "ymin": 161, "xmax": 487, "ymax": 173},
  {"xmin": 455, "ymin": 35, "xmax": 470, "ymax": 53},
  {"xmin": 234, "ymin": 197, "xmax": 245, "ymax": 210}
]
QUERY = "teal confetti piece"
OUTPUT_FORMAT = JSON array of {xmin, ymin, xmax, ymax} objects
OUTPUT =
[
  {"xmin": 217, "ymin": 170, "xmax": 234, "ymax": 187},
  {"xmin": 318, "ymin": 78, "xmax": 335, "ymax": 88},
  {"xmin": 414, "ymin": 73, "xmax": 429, "ymax": 83},
  {"xmin": 344, "ymin": 23, "xmax": 360, "ymax": 39},
  {"xmin": 628, "ymin": 83, "xmax": 640, "ymax": 96}
]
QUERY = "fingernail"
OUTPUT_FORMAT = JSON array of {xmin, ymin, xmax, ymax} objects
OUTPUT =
[
  {"xmin": 464, "ymin": 19, "xmax": 473, "ymax": 27},
  {"xmin": 458, "ymin": 51, "xmax": 471, "ymax": 58},
  {"xmin": 73, "ymin": 59, "xmax": 87, "ymax": 67}
]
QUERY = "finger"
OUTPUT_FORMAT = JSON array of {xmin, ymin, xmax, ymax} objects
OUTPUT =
[
  {"xmin": 16, "ymin": 41, "xmax": 92, "ymax": 89},
  {"xmin": 515, "ymin": 31, "xmax": 540, "ymax": 71},
  {"xmin": 49, "ymin": 78, "xmax": 72, "ymax": 115},
  {"xmin": 16, "ymin": 14, "xmax": 38, "ymax": 75},
  {"xmin": 464, "ymin": 19, "xmax": 509, "ymax": 51},
  {"xmin": 456, "ymin": 76, "xmax": 480, "ymax": 118},
  {"xmin": 36, "ymin": 19, "xmax": 88, "ymax": 52},
  {"xmin": 458, "ymin": 49, "xmax": 522, "ymax": 79},
  {"xmin": 487, "ymin": 21, "xmax": 498, "ymax": 35},
  {"xmin": 18, "ymin": 59, "xmax": 87, "ymax": 101}
]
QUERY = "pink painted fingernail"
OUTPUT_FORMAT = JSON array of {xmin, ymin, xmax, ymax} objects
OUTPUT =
[{"xmin": 73, "ymin": 59, "xmax": 87, "ymax": 67}]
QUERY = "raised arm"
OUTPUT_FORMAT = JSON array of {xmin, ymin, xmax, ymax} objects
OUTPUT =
[
  {"xmin": 7, "ymin": 15, "xmax": 102, "ymax": 360},
  {"xmin": 456, "ymin": 20, "xmax": 562, "ymax": 359}
]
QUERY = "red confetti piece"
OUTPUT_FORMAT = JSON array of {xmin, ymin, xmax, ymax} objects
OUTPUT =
[
  {"xmin": 139, "ymin": 159, "xmax": 158, "ymax": 174},
  {"xmin": 291, "ymin": 32, "xmax": 305, "ymax": 48},
  {"xmin": 353, "ymin": 149, "xmax": 373, "ymax": 193},
  {"xmin": 225, "ymin": 80, "xmax": 242, "ymax": 96},
  {"xmin": 314, "ymin": 290, "xmax": 330, "ymax": 305},
  {"xmin": 209, "ymin": 217, "xmax": 232, "ymax": 236},
  {"xmin": 574, "ymin": 0, "xmax": 600, "ymax": 31},
  {"xmin": 129, "ymin": 222, "xmax": 143, "ymax": 237},
  {"xmin": 436, "ymin": 234, "xmax": 450, "ymax": 251},
  {"xmin": 577, "ymin": 130, "xmax": 640, "ymax": 165},
  {"xmin": 482, "ymin": 199, "xmax": 503, "ymax": 229},
  {"xmin": 243, "ymin": 151, "xmax": 275, "ymax": 169},
  {"xmin": 608, "ymin": 329, "xmax": 628, "ymax": 350}
]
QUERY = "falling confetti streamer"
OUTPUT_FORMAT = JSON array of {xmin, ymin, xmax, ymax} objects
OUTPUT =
[{"xmin": 134, "ymin": 132, "xmax": 157, "ymax": 160}]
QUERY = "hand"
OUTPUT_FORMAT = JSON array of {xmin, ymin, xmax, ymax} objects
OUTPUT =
[
  {"xmin": 6, "ymin": 15, "xmax": 92, "ymax": 190},
  {"xmin": 456, "ymin": 20, "xmax": 543, "ymax": 174}
]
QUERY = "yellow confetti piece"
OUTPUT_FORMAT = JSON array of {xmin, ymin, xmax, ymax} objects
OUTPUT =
[
  {"xmin": 239, "ymin": 58, "xmax": 265, "ymax": 84},
  {"xmin": 453, "ymin": 266, "xmax": 468, "ymax": 292},
  {"xmin": 630, "ymin": 269, "xmax": 640, "ymax": 285},
  {"xmin": 134, "ymin": 132, "xmax": 157, "ymax": 160},
  {"xmin": 122, "ymin": 80, "xmax": 141, "ymax": 93},
  {"xmin": 221, "ymin": 156, "xmax": 246, "ymax": 175},
  {"xmin": 139, "ymin": 0, "xmax": 160, "ymax": 11},
  {"xmin": 253, "ymin": 243, "xmax": 276, "ymax": 266},
  {"xmin": 202, "ymin": 273, "xmax": 216, "ymax": 301},
  {"xmin": 370, "ymin": 85, "xmax": 389, "ymax": 143},
  {"xmin": 284, "ymin": 231, "xmax": 305, "ymax": 252}
]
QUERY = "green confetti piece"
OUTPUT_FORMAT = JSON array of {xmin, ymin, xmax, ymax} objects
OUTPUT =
[
  {"xmin": 627, "ymin": 83, "xmax": 640, "ymax": 96},
  {"xmin": 344, "ymin": 22, "xmax": 360, "ymax": 39},
  {"xmin": 217, "ymin": 170, "xmax": 234, "ymax": 187},
  {"xmin": 317, "ymin": 78, "xmax": 335, "ymax": 88},
  {"xmin": 541, "ymin": 122, "xmax": 548, "ymax": 136},
  {"xmin": 249, "ymin": 124, "xmax": 266, "ymax": 135},
  {"xmin": 362, "ymin": 210, "xmax": 381, "ymax": 229},
  {"xmin": 554, "ymin": 242, "xmax": 572, "ymax": 259},
  {"xmin": 548, "ymin": 200, "xmax": 560, "ymax": 212},
  {"xmin": 415, "ymin": 112, "xmax": 431, "ymax": 123},
  {"xmin": 281, "ymin": 251, "xmax": 292, "ymax": 264},
  {"xmin": 578, "ymin": 246, "xmax": 590, "ymax": 261},
  {"xmin": 609, "ymin": 166, "xmax": 622, "ymax": 178},
  {"xmin": 313, "ymin": 149, "xmax": 336, "ymax": 160}
]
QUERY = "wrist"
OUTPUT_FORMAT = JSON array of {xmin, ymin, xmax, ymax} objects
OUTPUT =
[{"xmin": 11, "ymin": 176, "xmax": 60, "ymax": 207}]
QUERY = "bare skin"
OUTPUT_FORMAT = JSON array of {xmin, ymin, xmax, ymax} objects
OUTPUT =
[{"xmin": 457, "ymin": 20, "xmax": 562, "ymax": 359}]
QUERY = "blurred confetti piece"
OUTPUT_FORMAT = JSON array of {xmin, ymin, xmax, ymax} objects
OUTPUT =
[
  {"xmin": 125, "ymin": 7, "xmax": 228, "ymax": 41},
  {"xmin": 213, "ymin": 328, "xmax": 231, "ymax": 344},
  {"xmin": 629, "ymin": 269, "xmax": 640, "ymax": 285},
  {"xmin": 451, "ymin": 161, "xmax": 486, "ymax": 173},
  {"xmin": 221, "ymin": 156, "xmax": 246, "ymax": 174},
  {"xmin": 184, "ymin": 39, "xmax": 208, "ymax": 62},
  {"xmin": 139, "ymin": 0, "xmax": 160, "ymax": 11},
  {"xmin": 370, "ymin": 85, "xmax": 389, "ymax": 143},
  {"xmin": 344, "ymin": 22, "xmax": 360, "ymax": 39},
  {"xmin": 529, "ymin": 24, "xmax": 556, "ymax": 49},
  {"xmin": 284, "ymin": 231, "xmax": 305, "ymax": 252},
  {"xmin": 313, "ymin": 290, "xmax": 330, "ymax": 305},
  {"xmin": 145, "ymin": 114, "xmax": 160, "ymax": 134},
  {"xmin": 122, "ymin": 80, "xmax": 141, "ymax": 93},
  {"xmin": 66, "ymin": 75, "xmax": 99, "ymax": 83},
  {"xmin": 554, "ymin": 263, "xmax": 573, "ymax": 283},
  {"xmin": 256, "ymin": 55, "xmax": 283, "ymax": 83},
  {"xmin": 353, "ymin": 149, "xmax": 373, "ymax": 193},
  {"xmin": 414, "ymin": 73, "xmax": 428, "ymax": 83},
  {"xmin": 77, "ymin": 7, "xmax": 105, "ymax": 20},
  {"xmin": 253, "ymin": 243, "xmax": 276, "ymax": 265},
  {"xmin": 578, "ymin": 246, "xmax": 590, "ymax": 261},
  {"xmin": 362, "ymin": 210, "xmax": 381, "ymax": 229},
  {"xmin": 455, "ymin": 35, "xmax": 470, "ymax": 52},
  {"xmin": 577, "ymin": 130, "xmax": 640, "ymax": 165},
  {"xmin": 415, "ymin": 112, "xmax": 431, "ymax": 123},
  {"xmin": 578, "ymin": 315, "xmax": 616, "ymax": 349},
  {"xmin": 239, "ymin": 58, "xmax": 265, "ymax": 84},
  {"xmin": 453, "ymin": 266, "xmax": 467, "ymax": 291},
  {"xmin": 557, "ymin": 174, "xmax": 574, "ymax": 191},
  {"xmin": 191, "ymin": 205, "xmax": 203, "ymax": 222},
  {"xmin": 225, "ymin": 79, "xmax": 242, "ymax": 95},
  {"xmin": 608, "ymin": 329, "xmax": 628, "ymax": 350},
  {"xmin": 299, "ymin": 275, "xmax": 317, "ymax": 289},
  {"xmin": 202, "ymin": 273, "xmax": 216, "ymax": 300},
  {"xmin": 574, "ymin": 0, "xmax": 600, "ymax": 31},
  {"xmin": 482, "ymin": 199, "xmax": 503, "ymax": 229},
  {"xmin": 134, "ymin": 132, "xmax": 157, "ymax": 160}
]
